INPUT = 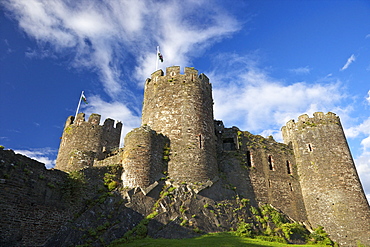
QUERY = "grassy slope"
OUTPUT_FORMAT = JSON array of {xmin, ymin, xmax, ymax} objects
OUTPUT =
[{"xmin": 111, "ymin": 232, "xmax": 326, "ymax": 247}]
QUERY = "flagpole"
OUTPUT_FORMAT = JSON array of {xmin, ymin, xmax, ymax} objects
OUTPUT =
[
  {"xmin": 74, "ymin": 91, "xmax": 83, "ymax": 121},
  {"xmin": 155, "ymin": 46, "xmax": 159, "ymax": 71}
]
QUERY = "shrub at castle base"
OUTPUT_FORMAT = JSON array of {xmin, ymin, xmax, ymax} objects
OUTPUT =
[{"xmin": 1, "ymin": 66, "xmax": 370, "ymax": 247}]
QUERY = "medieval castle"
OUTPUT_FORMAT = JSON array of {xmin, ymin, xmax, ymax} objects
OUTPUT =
[{"xmin": 1, "ymin": 66, "xmax": 370, "ymax": 246}]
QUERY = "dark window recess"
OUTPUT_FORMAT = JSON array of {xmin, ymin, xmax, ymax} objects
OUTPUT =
[
  {"xmin": 307, "ymin": 143, "xmax": 313, "ymax": 152},
  {"xmin": 286, "ymin": 160, "xmax": 292, "ymax": 174},
  {"xmin": 268, "ymin": 180, "xmax": 272, "ymax": 188},
  {"xmin": 246, "ymin": 151, "xmax": 252, "ymax": 167},
  {"xmin": 268, "ymin": 155, "xmax": 275, "ymax": 171},
  {"xmin": 289, "ymin": 183, "xmax": 293, "ymax": 191},
  {"xmin": 223, "ymin": 138, "xmax": 236, "ymax": 151},
  {"xmin": 199, "ymin": 134, "xmax": 202, "ymax": 149}
]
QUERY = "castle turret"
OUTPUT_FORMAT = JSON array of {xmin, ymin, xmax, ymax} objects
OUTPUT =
[
  {"xmin": 121, "ymin": 126, "xmax": 169, "ymax": 188},
  {"xmin": 282, "ymin": 112, "xmax": 370, "ymax": 246},
  {"xmin": 141, "ymin": 66, "xmax": 218, "ymax": 183},
  {"xmin": 55, "ymin": 113, "xmax": 122, "ymax": 172}
]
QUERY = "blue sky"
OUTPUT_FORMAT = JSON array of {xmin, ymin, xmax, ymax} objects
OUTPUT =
[{"xmin": 1, "ymin": 0, "xmax": 370, "ymax": 201}]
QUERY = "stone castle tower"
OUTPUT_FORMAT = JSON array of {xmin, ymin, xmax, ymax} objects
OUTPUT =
[
  {"xmin": 121, "ymin": 126, "xmax": 169, "ymax": 188},
  {"xmin": 282, "ymin": 112, "xmax": 370, "ymax": 245},
  {"xmin": 55, "ymin": 112, "xmax": 122, "ymax": 172},
  {"xmin": 141, "ymin": 66, "xmax": 218, "ymax": 183}
]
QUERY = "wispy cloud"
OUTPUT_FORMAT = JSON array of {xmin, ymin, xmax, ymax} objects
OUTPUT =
[
  {"xmin": 340, "ymin": 54, "xmax": 356, "ymax": 71},
  {"xmin": 14, "ymin": 148, "xmax": 57, "ymax": 169},
  {"xmin": 289, "ymin": 66, "xmax": 311, "ymax": 74},
  {"xmin": 2, "ymin": 0, "xmax": 240, "ymax": 99},
  {"xmin": 366, "ymin": 90, "xmax": 370, "ymax": 105}
]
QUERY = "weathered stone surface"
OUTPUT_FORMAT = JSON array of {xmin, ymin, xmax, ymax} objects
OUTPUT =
[{"xmin": 55, "ymin": 113, "xmax": 122, "ymax": 172}]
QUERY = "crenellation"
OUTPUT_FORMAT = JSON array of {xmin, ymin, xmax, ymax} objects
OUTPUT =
[
  {"xmin": 64, "ymin": 116, "xmax": 74, "ymax": 129},
  {"xmin": 74, "ymin": 112, "xmax": 85, "ymax": 125},
  {"xmin": 88, "ymin": 113, "xmax": 101, "ymax": 125}
]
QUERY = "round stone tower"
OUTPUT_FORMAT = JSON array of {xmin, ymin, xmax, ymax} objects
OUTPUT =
[
  {"xmin": 55, "ymin": 113, "xmax": 122, "ymax": 172},
  {"xmin": 141, "ymin": 66, "xmax": 218, "ymax": 183},
  {"xmin": 281, "ymin": 112, "xmax": 370, "ymax": 246},
  {"xmin": 121, "ymin": 126, "xmax": 169, "ymax": 188}
]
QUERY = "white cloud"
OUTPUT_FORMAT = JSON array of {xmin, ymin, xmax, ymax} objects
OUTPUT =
[
  {"xmin": 82, "ymin": 95, "xmax": 142, "ymax": 146},
  {"xmin": 14, "ymin": 148, "xmax": 57, "ymax": 169},
  {"xmin": 209, "ymin": 53, "xmax": 347, "ymax": 141},
  {"xmin": 3, "ymin": 0, "xmax": 240, "ymax": 99},
  {"xmin": 346, "ymin": 117, "xmax": 370, "ymax": 139},
  {"xmin": 340, "ymin": 54, "xmax": 356, "ymax": 71},
  {"xmin": 289, "ymin": 66, "xmax": 311, "ymax": 74},
  {"xmin": 354, "ymin": 151, "xmax": 370, "ymax": 203},
  {"xmin": 366, "ymin": 90, "xmax": 370, "ymax": 104}
]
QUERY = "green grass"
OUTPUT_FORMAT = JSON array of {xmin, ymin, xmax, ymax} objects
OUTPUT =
[{"xmin": 111, "ymin": 232, "xmax": 327, "ymax": 247}]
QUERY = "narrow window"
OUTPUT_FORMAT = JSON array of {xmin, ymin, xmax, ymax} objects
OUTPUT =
[
  {"xmin": 289, "ymin": 183, "xmax": 293, "ymax": 191},
  {"xmin": 246, "ymin": 151, "xmax": 252, "ymax": 167},
  {"xmin": 199, "ymin": 134, "xmax": 202, "ymax": 149},
  {"xmin": 268, "ymin": 180, "xmax": 272, "ymax": 188},
  {"xmin": 286, "ymin": 160, "xmax": 292, "ymax": 174},
  {"xmin": 268, "ymin": 155, "xmax": 275, "ymax": 171},
  {"xmin": 307, "ymin": 143, "xmax": 313, "ymax": 152}
]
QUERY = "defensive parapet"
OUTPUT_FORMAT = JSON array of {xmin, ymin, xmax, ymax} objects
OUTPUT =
[
  {"xmin": 141, "ymin": 66, "xmax": 218, "ymax": 183},
  {"xmin": 55, "ymin": 113, "xmax": 122, "ymax": 172},
  {"xmin": 282, "ymin": 112, "xmax": 370, "ymax": 246}
]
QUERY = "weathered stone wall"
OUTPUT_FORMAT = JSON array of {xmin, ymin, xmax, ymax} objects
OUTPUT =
[
  {"xmin": 215, "ymin": 124, "xmax": 308, "ymax": 223},
  {"xmin": 0, "ymin": 149, "xmax": 76, "ymax": 246},
  {"xmin": 121, "ymin": 126, "xmax": 169, "ymax": 188},
  {"xmin": 141, "ymin": 66, "xmax": 218, "ymax": 183},
  {"xmin": 0, "ymin": 148, "xmax": 126, "ymax": 247},
  {"xmin": 55, "ymin": 113, "xmax": 122, "ymax": 172},
  {"xmin": 282, "ymin": 112, "xmax": 370, "ymax": 246}
]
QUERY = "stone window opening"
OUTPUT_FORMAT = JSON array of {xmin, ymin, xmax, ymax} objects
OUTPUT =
[
  {"xmin": 286, "ymin": 160, "xmax": 292, "ymax": 174},
  {"xmin": 199, "ymin": 134, "xmax": 202, "ymax": 149},
  {"xmin": 223, "ymin": 138, "xmax": 236, "ymax": 151},
  {"xmin": 307, "ymin": 143, "xmax": 313, "ymax": 152},
  {"xmin": 268, "ymin": 180, "xmax": 272, "ymax": 188},
  {"xmin": 246, "ymin": 151, "xmax": 253, "ymax": 167},
  {"xmin": 268, "ymin": 155, "xmax": 275, "ymax": 171},
  {"xmin": 170, "ymin": 71, "xmax": 176, "ymax": 77},
  {"xmin": 289, "ymin": 182, "xmax": 293, "ymax": 191}
]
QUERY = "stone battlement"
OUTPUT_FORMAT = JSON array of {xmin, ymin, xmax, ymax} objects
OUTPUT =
[
  {"xmin": 146, "ymin": 66, "xmax": 210, "ymax": 86},
  {"xmin": 64, "ymin": 113, "xmax": 122, "ymax": 130},
  {"xmin": 282, "ymin": 112, "xmax": 340, "ymax": 131}
]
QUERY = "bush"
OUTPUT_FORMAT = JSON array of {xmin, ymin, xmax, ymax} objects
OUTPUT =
[
  {"xmin": 307, "ymin": 226, "xmax": 335, "ymax": 246},
  {"xmin": 235, "ymin": 221, "xmax": 253, "ymax": 237},
  {"xmin": 281, "ymin": 222, "xmax": 307, "ymax": 240}
]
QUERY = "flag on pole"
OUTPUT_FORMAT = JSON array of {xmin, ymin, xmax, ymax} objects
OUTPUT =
[
  {"xmin": 158, "ymin": 49, "xmax": 163, "ymax": 62},
  {"xmin": 81, "ymin": 93, "xmax": 88, "ymax": 104}
]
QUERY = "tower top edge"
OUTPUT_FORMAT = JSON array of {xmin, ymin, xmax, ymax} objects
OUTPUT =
[
  {"xmin": 282, "ymin": 111, "xmax": 340, "ymax": 130},
  {"xmin": 148, "ymin": 66, "xmax": 209, "ymax": 84},
  {"xmin": 65, "ymin": 112, "xmax": 122, "ymax": 129},
  {"xmin": 150, "ymin": 66, "xmax": 204, "ymax": 77}
]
